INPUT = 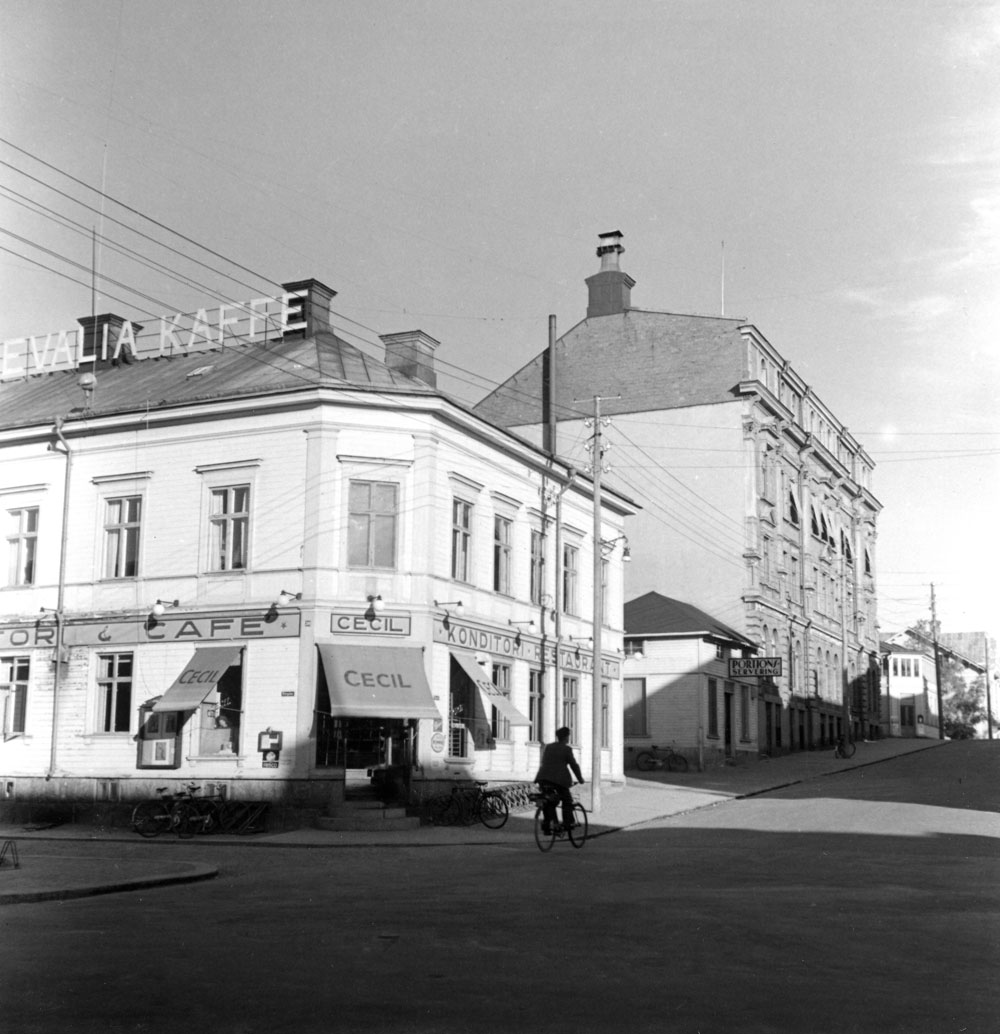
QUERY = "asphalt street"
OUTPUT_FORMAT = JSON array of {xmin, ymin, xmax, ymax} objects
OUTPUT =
[{"xmin": 1, "ymin": 740, "xmax": 997, "ymax": 1034}]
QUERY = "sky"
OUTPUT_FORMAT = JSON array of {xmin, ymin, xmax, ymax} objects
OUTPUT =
[{"xmin": 1, "ymin": 0, "xmax": 997, "ymax": 642}]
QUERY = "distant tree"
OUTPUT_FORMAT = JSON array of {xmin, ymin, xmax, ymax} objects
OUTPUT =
[{"xmin": 900, "ymin": 624, "xmax": 985, "ymax": 739}]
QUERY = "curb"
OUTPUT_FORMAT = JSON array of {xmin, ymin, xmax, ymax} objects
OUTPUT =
[{"xmin": 0, "ymin": 862, "xmax": 218, "ymax": 905}]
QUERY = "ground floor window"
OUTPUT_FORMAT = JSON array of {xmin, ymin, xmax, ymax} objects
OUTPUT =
[
  {"xmin": 562, "ymin": 676, "xmax": 578, "ymax": 742},
  {"xmin": 624, "ymin": 677, "xmax": 646, "ymax": 737},
  {"xmin": 1, "ymin": 655, "xmax": 28, "ymax": 736},
  {"xmin": 528, "ymin": 669, "xmax": 543, "ymax": 743},
  {"xmin": 198, "ymin": 662, "xmax": 242, "ymax": 755},
  {"xmin": 491, "ymin": 663, "xmax": 511, "ymax": 741},
  {"xmin": 97, "ymin": 653, "xmax": 132, "ymax": 733},
  {"xmin": 707, "ymin": 678, "xmax": 719, "ymax": 738}
]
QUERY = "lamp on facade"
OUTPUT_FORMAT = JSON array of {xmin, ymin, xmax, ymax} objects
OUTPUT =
[
  {"xmin": 434, "ymin": 599, "xmax": 464, "ymax": 616},
  {"xmin": 600, "ymin": 534, "xmax": 631, "ymax": 561},
  {"xmin": 151, "ymin": 599, "xmax": 179, "ymax": 618},
  {"xmin": 508, "ymin": 617, "xmax": 536, "ymax": 645},
  {"xmin": 277, "ymin": 590, "xmax": 302, "ymax": 607},
  {"xmin": 364, "ymin": 594, "xmax": 385, "ymax": 620}
]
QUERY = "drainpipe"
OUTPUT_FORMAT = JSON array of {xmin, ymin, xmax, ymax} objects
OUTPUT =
[{"xmin": 45, "ymin": 415, "xmax": 73, "ymax": 780}]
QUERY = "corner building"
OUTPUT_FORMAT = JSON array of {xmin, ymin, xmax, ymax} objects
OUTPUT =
[
  {"xmin": 475, "ymin": 234, "xmax": 883, "ymax": 758},
  {"xmin": 0, "ymin": 279, "xmax": 633, "ymax": 825}
]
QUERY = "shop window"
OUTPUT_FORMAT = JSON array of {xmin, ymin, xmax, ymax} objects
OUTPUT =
[
  {"xmin": 624, "ymin": 677, "xmax": 647, "ymax": 737},
  {"xmin": 348, "ymin": 480, "xmax": 398, "ymax": 569},
  {"xmin": 137, "ymin": 709, "xmax": 181, "ymax": 769},
  {"xmin": 209, "ymin": 485, "xmax": 250, "ymax": 571},
  {"xmin": 198, "ymin": 662, "xmax": 242, "ymax": 756},
  {"xmin": 491, "ymin": 663, "xmax": 511, "ymax": 740},
  {"xmin": 493, "ymin": 516, "xmax": 512, "ymax": 595},
  {"xmin": 97, "ymin": 652, "xmax": 132, "ymax": 733},
  {"xmin": 5, "ymin": 507, "xmax": 37, "ymax": 586},
  {"xmin": 104, "ymin": 496, "xmax": 141, "ymax": 578},
  {"xmin": 1, "ymin": 656, "xmax": 29, "ymax": 737}
]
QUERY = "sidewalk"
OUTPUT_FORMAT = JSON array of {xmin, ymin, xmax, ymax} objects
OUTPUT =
[{"xmin": 0, "ymin": 738, "xmax": 945, "ymax": 904}]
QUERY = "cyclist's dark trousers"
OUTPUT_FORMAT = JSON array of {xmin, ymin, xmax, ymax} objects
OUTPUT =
[{"xmin": 539, "ymin": 780, "xmax": 574, "ymax": 828}]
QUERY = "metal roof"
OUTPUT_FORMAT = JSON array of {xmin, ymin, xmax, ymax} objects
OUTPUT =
[{"xmin": 624, "ymin": 591, "xmax": 757, "ymax": 649}]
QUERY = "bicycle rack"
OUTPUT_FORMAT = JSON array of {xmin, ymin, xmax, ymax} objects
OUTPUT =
[{"xmin": 0, "ymin": 839, "xmax": 20, "ymax": 869}]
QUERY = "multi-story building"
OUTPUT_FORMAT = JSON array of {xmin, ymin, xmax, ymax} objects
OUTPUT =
[
  {"xmin": 879, "ymin": 640, "xmax": 939, "ymax": 739},
  {"xmin": 475, "ymin": 232, "xmax": 883, "ymax": 755},
  {"xmin": 0, "ymin": 278, "xmax": 633, "ymax": 826}
]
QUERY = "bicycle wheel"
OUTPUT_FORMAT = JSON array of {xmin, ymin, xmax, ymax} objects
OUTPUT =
[
  {"xmin": 172, "ymin": 801, "xmax": 199, "ymax": 838},
  {"xmin": 667, "ymin": 752, "xmax": 689, "ymax": 773},
  {"xmin": 131, "ymin": 800, "xmax": 170, "ymax": 838},
  {"xmin": 534, "ymin": 807, "xmax": 556, "ymax": 852},
  {"xmin": 568, "ymin": 803, "xmax": 588, "ymax": 849},
  {"xmin": 635, "ymin": 752, "xmax": 657, "ymax": 772},
  {"xmin": 478, "ymin": 792, "xmax": 509, "ymax": 830}
]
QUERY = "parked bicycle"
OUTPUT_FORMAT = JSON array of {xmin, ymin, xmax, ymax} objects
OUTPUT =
[
  {"xmin": 635, "ymin": 744, "xmax": 690, "ymax": 773},
  {"xmin": 833, "ymin": 736, "xmax": 857, "ymax": 760},
  {"xmin": 131, "ymin": 783, "xmax": 200, "ymax": 838},
  {"xmin": 530, "ymin": 786, "xmax": 588, "ymax": 851},
  {"xmin": 426, "ymin": 781, "xmax": 509, "ymax": 829}
]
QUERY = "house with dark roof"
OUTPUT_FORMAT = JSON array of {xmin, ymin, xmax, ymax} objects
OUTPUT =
[
  {"xmin": 475, "ymin": 232, "xmax": 883, "ymax": 752},
  {"xmin": 623, "ymin": 591, "xmax": 764, "ymax": 765},
  {"xmin": 0, "ymin": 279, "xmax": 634, "ymax": 827}
]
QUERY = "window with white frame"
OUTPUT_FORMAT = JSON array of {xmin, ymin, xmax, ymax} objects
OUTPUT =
[
  {"xmin": 209, "ymin": 485, "xmax": 250, "ymax": 571},
  {"xmin": 623, "ymin": 677, "xmax": 647, "ymax": 737},
  {"xmin": 1, "ymin": 656, "xmax": 29, "ymax": 736},
  {"xmin": 528, "ymin": 668, "xmax": 543, "ymax": 743},
  {"xmin": 6, "ymin": 507, "xmax": 38, "ymax": 586},
  {"xmin": 348, "ymin": 480, "xmax": 398, "ymax": 569},
  {"xmin": 493, "ymin": 515, "xmax": 512, "ymax": 595},
  {"xmin": 104, "ymin": 497, "xmax": 141, "ymax": 578},
  {"xmin": 562, "ymin": 543, "xmax": 579, "ymax": 616},
  {"xmin": 562, "ymin": 676, "xmax": 578, "ymax": 741},
  {"xmin": 96, "ymin": 653, "xmax": 132, "ymax": 733},
  {"xmin": 601, "ymin": 682, "xmax": 610, "ymax": 748},
  {"xmin": 529, "ymin": 528, "xmax": 544, "ymax": 605},
  {"xmin": 491, "ymin": 663, "xmax": 511, "ymax": 740},
  {"xmin": 451, "ymin": 498, "xmax": 473, "ymax": 582}
]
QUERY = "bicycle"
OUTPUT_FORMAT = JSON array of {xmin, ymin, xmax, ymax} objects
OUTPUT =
[
  {"xmin": 635, "ymin": 744, "xmax": 690, "ymax": 773},
  {"xmin": 426, "ymin": 781, "xmax": 510, "ymax": 829},
  {"xmin": 833, "ymin": 736, "xmax": 856, "ymax": 760},
  {"xmin": 131, "ymin": 784, "xmax": 198, "ymax": 838},
  {"xmin": 173, "ymin": 787, "xmax": 226, "ymax": 837},
  {"xmin": 530, "ymin": 786, "xmax": 588, "ymax": 852}
]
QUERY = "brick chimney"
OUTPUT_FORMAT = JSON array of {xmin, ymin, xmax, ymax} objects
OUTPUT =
[
  {"xmin": 77, "ymin": 314, "xmax": 143, "ymax": 369},
  {"xmin": 381, "ymin": 330, "xmax": 439, "ymax": 387},
  {"xmin": 282, "ymin": 278, "xmax": 337, "ymax": 338},
  {"xmin": 585, "ymin": 230, "xmax": 635, "ymax": 318}
]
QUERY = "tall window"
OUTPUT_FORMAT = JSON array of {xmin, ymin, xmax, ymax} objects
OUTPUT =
[
  {"xmin": 601, "ymin": 682, "xmax": 610, "ymax": 748},
  {"xmin": 561, "ymin": 676, "xmax": 578, "ymax": 741},
  {"xmin": 740, "ymin": 685, "xmax": 750, "ymax": 740},
  {"xmin": 562, "ymin": 543, "xmax": 579, "ymax": 616},
  {"xmin": 493, "ymin": 516, "xmax": 512, "ymax": 595},
  {"xmin": 707, "ymin": 678, "xmax": 719, "ymax": 738},
  {"xmin": 528, "ymin": 669, "xmax": 543, "ymax": 743},
  {"xmin": 97, "ymin": 653, "xmax": 132, "ymax": 733},
  {"xmin": 209, "ymin": 486, "xmax": 250, "ymax": 571},
  {"xmin": 451, "ymin": 499, "xmax": 473, "ymax": 582},
  {"xmin": 529, "ymin": 528, "xmax": 544, "ymax": 605},
  {"xmin": 623, "ymin": 677, "xmax": 647, "ymax": 737},
  {"xmin": 348, "ymin": 480, "xmax": 398, "ymax": 569},
  {"xmin": 491, "ymin": 663, "xmax": 511, "ymax": 740},
  {"xmin": 1, "ymin": 656, "xmax": 29, "ymax": 735},
  {"xmin": 6, "ymin": 507, "xmax": 38, "ymax": 586},
  {"xmin": 104, "ymin": 497, "xmax": 141, "ymax": 578}
]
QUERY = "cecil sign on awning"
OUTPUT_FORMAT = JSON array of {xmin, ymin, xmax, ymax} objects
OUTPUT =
[{"xmin": 728, "ymin": 657, "xmax": 782, "ymax": 678}]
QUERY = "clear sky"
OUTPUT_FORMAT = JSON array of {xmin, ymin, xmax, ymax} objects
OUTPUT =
[{"xmin": 1, "ymin": 0, "xmax": 997, "ymax": 641}]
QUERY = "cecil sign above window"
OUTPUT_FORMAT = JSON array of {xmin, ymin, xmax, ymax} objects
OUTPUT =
[{"xmin": 728, "ymin": 657, "xmax": 782, "ymax": 678}]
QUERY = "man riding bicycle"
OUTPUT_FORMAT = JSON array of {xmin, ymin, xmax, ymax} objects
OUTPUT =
[{"xmin": 535, "ymin": 726, "xmax": 584, "ymax": 834}]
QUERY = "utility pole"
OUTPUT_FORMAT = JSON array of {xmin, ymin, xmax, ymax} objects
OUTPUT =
[
  {"xmin": 985, "ymin": 635, "xmax": 994, "ymax": 741},
  {"xmin": 580, "ymin": 394, "xmax": 619, "ymax": 815},
  {"xmin": 931, "ymin": 585, "xmax": 944, "ymax": 740},
  {"xmin": 839, "ymin": 554, "xmax": 850, "ymax": 742}
]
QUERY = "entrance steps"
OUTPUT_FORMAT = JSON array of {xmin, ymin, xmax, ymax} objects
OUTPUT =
[{"xmin": 315, "ymin": 795, "xmax": 421, "ymax": 833}]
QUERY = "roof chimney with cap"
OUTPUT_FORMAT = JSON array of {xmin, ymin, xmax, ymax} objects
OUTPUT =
[
  {"xmin": 76, "ymin": 313, "xmax": 143, "ymax": 369},
  {"xmin": 585, "ymin": 230, "xmax": 635, "ymax": 318},
  {"xmin": 381, "ymin": 330, "xmax": 439, "ymax": 387},
  {"xmin": 281, "ymin": 278, "xmax": 337, "ymax": 338}
]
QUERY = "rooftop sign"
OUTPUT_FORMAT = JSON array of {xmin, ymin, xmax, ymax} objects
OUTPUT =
[{"xmin": 0, "ymin": 288, "xmax": 311, "ymax": 382}]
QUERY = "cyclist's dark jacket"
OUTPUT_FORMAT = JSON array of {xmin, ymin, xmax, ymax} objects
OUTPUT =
[{"xmin": 535, "ymin": 741, "xmax": 583, "ymax": 787}]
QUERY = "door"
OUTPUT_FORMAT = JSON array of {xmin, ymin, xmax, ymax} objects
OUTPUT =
[{"xmin": 723, "ymin": 693, "xmax": 733, "ymax": 756}]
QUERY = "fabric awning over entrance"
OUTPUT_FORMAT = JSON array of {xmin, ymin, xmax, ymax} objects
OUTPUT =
[
  {"xmin": 450, "ymin": 649, "xmax": 531, "ymax": 726},
  {"xmin": 316, "ymin": 644, "xmax": 440, "ymax": 719},
  {"xmin": 152, "ymin": 645, "xmax": 242, "ymax": 712}
]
